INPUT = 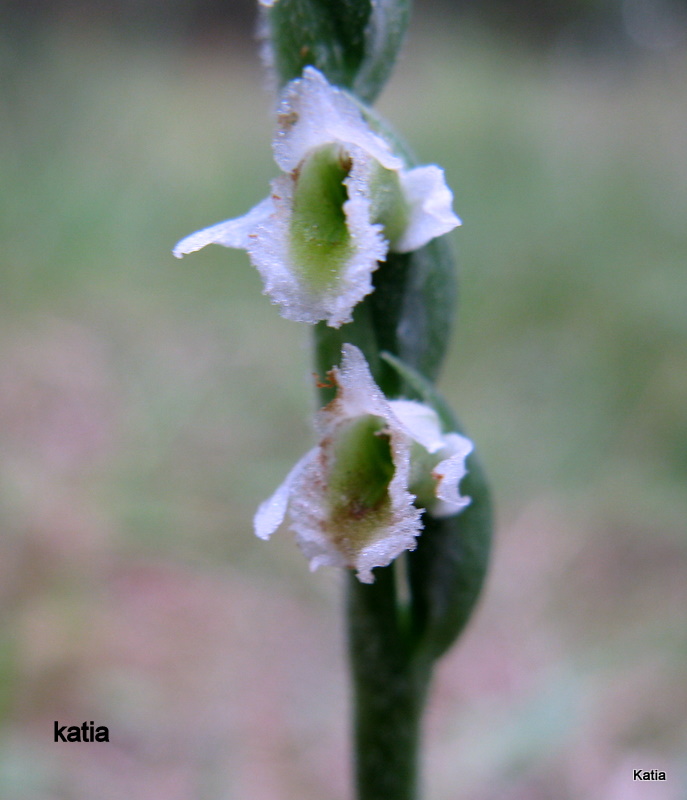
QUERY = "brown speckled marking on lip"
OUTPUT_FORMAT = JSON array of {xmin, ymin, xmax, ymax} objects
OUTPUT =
[
  {"xmin": 312, "ymin": 370, "xmax": 337, "ymax": 390},
  {"xmin": 278, "ymin": 111, "xmax": 299, "ymax": 130}
]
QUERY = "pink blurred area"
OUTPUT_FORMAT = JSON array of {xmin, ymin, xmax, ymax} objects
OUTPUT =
[
  {"xmin": 1, "ymin": 315, "xmax": 683, "ymax": 797},
  {"xmin": 19, "ymin": 562, "xmax": 348, "ymax": 800},
  {"xmin": 2, "ymin": 15, "xmax": 687, "ymax": 798}
]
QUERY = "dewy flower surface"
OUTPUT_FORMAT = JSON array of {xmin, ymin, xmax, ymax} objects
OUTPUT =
[
  {"xmin": 254, "ymin": 344, "xmax": 473, "ymax": 583},
  {"xmin": 174, "ymin": 67, "xmax": 461, "ymax": 328}
]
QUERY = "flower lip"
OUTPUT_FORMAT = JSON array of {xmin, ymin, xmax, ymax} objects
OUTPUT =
[{"xmin": 243, "ymin": 149, "xmax": 388, "ymax": 327}]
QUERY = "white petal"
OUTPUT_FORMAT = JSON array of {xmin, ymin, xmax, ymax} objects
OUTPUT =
[
  {"xmin": 393, "ymin": 165, "xmax": 461, "ymax": 253},
  {"xmin": 389, "ymin": 399, "xmax": 446, "ymax": 454},
  {"xmin": 273, "ymin": 67, "xmax": 403, "ymax": 174},
  {"xmin": 431, "ymin": 432, "xmax": 473, "ymax": 517},
  {"xmin": 173, "ymin": 197, "xmax": 275, "ymax": 258},
  {"xmin": 253, "ymin": 449, "xmax": 317, "ymax": 540},
  {"xmin": 317, "ymin": 342, "xmax": 395, "ymax": 429}
]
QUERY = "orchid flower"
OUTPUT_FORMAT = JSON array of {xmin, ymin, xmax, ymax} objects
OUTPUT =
[
  {"xmin": 254, "ymin": 344, "xmax": 472, "ymax": 583},
  {"xmin": 174, "ymin": 67, "xmax": 460, "ymax": 328}
]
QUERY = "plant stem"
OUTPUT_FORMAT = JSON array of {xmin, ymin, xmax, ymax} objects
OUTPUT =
[{"xmin": 347, "ymin": 567, "xmax": 431, "ymax": 800}]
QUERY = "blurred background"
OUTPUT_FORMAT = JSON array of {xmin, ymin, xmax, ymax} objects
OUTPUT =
[{"xmin": 1, "ymin": 1, "xmax": 686, "ymax": 798}]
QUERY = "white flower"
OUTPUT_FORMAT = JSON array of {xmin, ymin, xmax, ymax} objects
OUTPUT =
[
  {"xmin": 254, "ymin": 344, "xmax": 472, "ymax": 583},
  {"xmin": 174, "ymin": 67, "xmax": 460, "ymax": 328}
]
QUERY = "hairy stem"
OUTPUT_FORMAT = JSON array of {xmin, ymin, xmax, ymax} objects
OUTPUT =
[{"xmin": 347, "ymin": 568, "xmax": 430, "ymax": 800}]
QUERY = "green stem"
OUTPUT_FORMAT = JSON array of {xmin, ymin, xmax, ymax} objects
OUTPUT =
[{"xmin": 348, "ymin": 567, "xmax": 431, "ymax": 800}]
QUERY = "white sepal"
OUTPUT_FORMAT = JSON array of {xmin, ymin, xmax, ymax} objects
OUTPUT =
[
  {"xmin": 272, "ymin": 67, "xmax": 403, "ymax": 174},
  {"xmin": 393, "ymin": 165, "xmax": 462, "ymax": 253},
  {"xmin": 431, "ymin": 433, "xmax": 473, "ymax": 518},
  {"xmin": 173, "ymin": 197, "xmax": 275, "ymax": 258}
]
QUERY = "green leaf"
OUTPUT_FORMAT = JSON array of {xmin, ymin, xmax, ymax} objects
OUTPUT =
[
  {"xmin": 313, "ymin": 300, "xmax": 381, "ymax": 404},
  {"xmin": 371, "ymin": 236, "xmax": 458, "ymax": 390},
  {"xmin": 408, "ymin": 454, "xmax": 492, "ymax": 661},
  {"xmin": 312, "ymin": 232, "xmax": 458, "ymax": 405},
  {"xmin": 380, "ymin": 352, "xmax": 493, "ymax": 660},
  {"xmin": 263, "ymin": 0, "xmax": 411, "ymax": 103}
]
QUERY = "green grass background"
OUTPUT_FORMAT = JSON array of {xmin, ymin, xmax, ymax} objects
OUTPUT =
[{"xmin": 1, "ymin": 18, "xmax": 686, "ymax": 800}]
